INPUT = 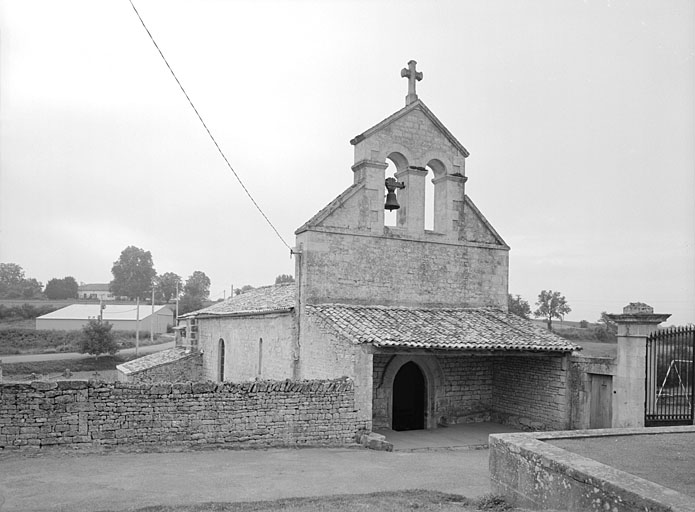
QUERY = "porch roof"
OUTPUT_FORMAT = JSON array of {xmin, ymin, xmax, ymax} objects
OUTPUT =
[{"xmin": 307, "ymin": 304, "xmax": 580, "ymax": 352}]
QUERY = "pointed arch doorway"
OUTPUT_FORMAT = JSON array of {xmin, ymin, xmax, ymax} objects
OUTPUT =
[{"xmin": 392, "ymin": 361, "xmax": 426, "ymax": 431}]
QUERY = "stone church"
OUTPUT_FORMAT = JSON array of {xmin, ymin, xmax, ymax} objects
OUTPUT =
[{"xmin": 137, "ymin": 62, "xmax": 579, "ymax": 433}]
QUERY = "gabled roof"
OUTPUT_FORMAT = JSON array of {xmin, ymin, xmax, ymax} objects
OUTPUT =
[
  {"xmin": 183, "ymin": 283, "xmax": 296, "ymax": 318},
  {"xmin": 116, "ymin": 347, "xmax": 194, "ymax": 375},
  {"xmin": 37, "ymin": 304, "xmax": 171, "ymax": 321},
  {"xmin": 307, "ymin": 304, "xmax": 579, "ymax": 353},
  {"xmin": 295, "ymin": 183, "xmax": 362, "ymax": 234},
  {"xmin": 350, "ymin": 99, "xmax": 470, "ymax": 158}
]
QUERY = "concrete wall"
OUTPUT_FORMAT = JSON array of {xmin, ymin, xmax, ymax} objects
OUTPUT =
[
  {"xmin": 296, "ymin": 229, "xmax": 508, "ymax": 309},
  {"xmin": 197, "ymin": 313, "xmax": 295, "ymax": 382},
  {"xmin": 489, "ymin": 428, "xmax": 695, "ymax": 512},
  {"xmin": 492, "ymin": 354, "xmax": 571, "ymax": 431},
  {"xmin": 0, "ymin": 379, "xmax": 359, "ymax": 450}
]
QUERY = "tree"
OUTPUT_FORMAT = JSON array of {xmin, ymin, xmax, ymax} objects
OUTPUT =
[
  {"xmin": 595, "ymin": 311, "xmax": 618, "ymax": 342},
  {"xmin": 533, "ymin": 290, "xmax": 571, "ymax": 331},
  {"xmin": 0, "ymin": 262, "xmax": 24, "ymax": 287},
  {"xmin": 0, "ymin": 263, "xmax": 43, "ymax": 299},
  {"xmin": 110, "ymin": 246, "xmax": 157, "ymax": 300},
  {"xmin": 234, "ymin": 285, "xmax": 255, "ymax": 296},
  {"xmin": 155, "ymin": 272, "xmax": 182, "ymax": 302},
  {"xmin": 178, "ymin": 294, "xmax": 204, "ymax": 315},
  {"xmin": 508, "ymin": 294, "xmax": 531, "ymax": 319},
  {"xmin": 19, "ymin": 278, "xmax": 43, "ymax": 299},
  {"xmin": 183, "ymin": 271, "xmax": 210, "ymax": 300},
  {"xmin": 45, "ymin": 276, "xmax": 79, "ymax": 300},
  {"xmin": 178, "ymin": 271, "xmax": 211, "ymax": 315},
  {"xmin": 79, "ymin": 319, "xmax": 118, "ymax": 357},
  {"xmin": 275, "ymin": 274, "xmax": 294, "ymax": 284}
]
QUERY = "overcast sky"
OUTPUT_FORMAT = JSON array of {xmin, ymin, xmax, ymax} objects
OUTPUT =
[{"xmin": 1, "ymin": 0, "xmax": 693, "ymax": 325}]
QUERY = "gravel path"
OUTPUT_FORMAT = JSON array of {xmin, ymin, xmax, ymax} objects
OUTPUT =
[{"xmin": 0, "ymin": 447, "xmax": 492, "ymax": 512}]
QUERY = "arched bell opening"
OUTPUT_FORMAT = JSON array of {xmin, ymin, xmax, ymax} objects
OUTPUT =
[
  {"xmin": 392, "ymin": 361, "xmax": 427, "ymax": 431},
  {"xmin": 427, "ymin": 159, "xmax": 448, "ymax": 233},
  {"xmin": 384, "ymin": 152, "xmax": 408, "ymax": 227}
]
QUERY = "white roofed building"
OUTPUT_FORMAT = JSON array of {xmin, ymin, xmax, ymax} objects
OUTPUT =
[{"xmin": 36, "ymin": 304, "xmax": 173, "ymax": 333}]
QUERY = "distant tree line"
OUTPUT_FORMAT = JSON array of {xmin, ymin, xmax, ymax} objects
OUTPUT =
[
  {"xmin": 3, "ymin": 250, "xmax": 294, "ymax": 319},
  {"xmin": 0, "ymin": 263, "xmax": 43, "ymax": 299},
  {"xmin": 109, "ymin": 245, "xmax": 211, "ymax": 316}
]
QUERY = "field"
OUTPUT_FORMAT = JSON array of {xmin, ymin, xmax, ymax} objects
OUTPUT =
[{"xmin": 0, "ymin": 324, "xmax": 166, "ymax": 356}]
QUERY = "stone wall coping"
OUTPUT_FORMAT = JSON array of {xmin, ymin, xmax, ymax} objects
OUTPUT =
[
  {"xmin": 490, "ymin": 426, "xmax": 695, "ymax": 512},
  {"xmin": 1, "ymin": 377, "xmax": 354, "ymax": 394},
  {"xmin": 569, "ymin": 354, "xmax": 615, "ymax": 363},
  {"xmin": 606, "ymin": 313, "xmax": 671, "ymax": 324}
]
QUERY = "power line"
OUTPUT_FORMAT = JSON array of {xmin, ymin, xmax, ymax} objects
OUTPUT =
[{"xmin": 127, "ymin": 0, "xmax": 292, "ymax": 251}]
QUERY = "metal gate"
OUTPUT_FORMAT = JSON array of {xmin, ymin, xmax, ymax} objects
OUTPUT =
[{"xmin": 645, "ymin": 326, "xmax": 695, "ymax": 426}]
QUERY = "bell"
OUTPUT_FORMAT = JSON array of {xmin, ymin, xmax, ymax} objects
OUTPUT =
[
  {"xmin": 385, "ymin": 190, "xmax": 400, "ymax": 211},
  {"xmin": 384, "ymin": 177, "xmax": 406, "ymax": 211}
]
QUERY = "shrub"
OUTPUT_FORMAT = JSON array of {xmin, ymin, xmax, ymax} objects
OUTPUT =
[{"xmin": 79, "ymin": 320, "xmax": 119, "ymax": 357}]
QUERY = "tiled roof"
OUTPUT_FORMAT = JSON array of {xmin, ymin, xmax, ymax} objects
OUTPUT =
[
  {"xmin": 182, "ymin": 283, "xmax": 296, "ymax": 318},
  {"xmin": 307, "ymin": 304, "xmax": 580, "ymax": 352},
  {"xmin": 116, "ymin": 347, "xmax": 194, "ymax": 375}
]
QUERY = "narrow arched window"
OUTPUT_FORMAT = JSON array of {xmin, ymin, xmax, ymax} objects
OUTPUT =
[{"xmin": 218, "ymin": 338, "xmax": 225, "ymax": 381}]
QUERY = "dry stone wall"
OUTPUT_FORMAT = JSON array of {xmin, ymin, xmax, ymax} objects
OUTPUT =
[{"xmin": 0, "ymin": 378, "xmax": 358, "ymax": 450}]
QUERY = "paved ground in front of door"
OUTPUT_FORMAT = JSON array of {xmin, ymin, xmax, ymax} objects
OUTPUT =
[
  {"xmin": 0, "ymin": 423, "xmax": 517, "ymax": 512},
  {"xmin": 376, "ymin": 421, "xmax": 520, "ymax": 451}
]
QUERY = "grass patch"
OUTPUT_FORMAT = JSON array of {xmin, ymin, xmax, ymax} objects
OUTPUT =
[
  {"xmin": 114, "ymin": 490, "xmax": 518, "ymax": 512},
  {"xmin": 0, "ymin": 326, "xmax": 169, "ymax": 355},
  {"xmin": 1, "ymin": 354, "xmax": 140, "ymax": 376}
]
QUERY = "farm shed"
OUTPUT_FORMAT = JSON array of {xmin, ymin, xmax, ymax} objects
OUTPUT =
[{"xmin": 36, "ymin": 304, "xmax": 173, "ymax": 333}]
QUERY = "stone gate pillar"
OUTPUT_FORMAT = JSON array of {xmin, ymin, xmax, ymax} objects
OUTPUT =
[{"xmin": 608, "ymin": 303, "xmax": 670, "ymax": 428}]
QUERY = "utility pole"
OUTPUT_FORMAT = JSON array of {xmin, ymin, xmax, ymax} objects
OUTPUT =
[
  {"xmin": 135, "ymin": 296, "xmax": 140, "ymax": 356},
  {"xmin": 150, "ymin": 283, "xmax": 155, "ymax": 343},
  {"xmin": 175, "ymin": 281, "xmax": 179, "ymax": 320}
]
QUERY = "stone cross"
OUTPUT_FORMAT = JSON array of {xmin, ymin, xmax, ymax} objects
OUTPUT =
[{"xmin": 401, "ymin": 60, "xmax": 423, "ymax": 105}]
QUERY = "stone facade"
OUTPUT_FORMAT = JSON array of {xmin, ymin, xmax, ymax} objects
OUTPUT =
[
  {"xmin": 301, "ymin": 317, "xmax": 373, "ymax": 430},
  {"xmin": 372, "ymin": 353, "xmax": 572, "ymax": 431},
  {"xmin": 197, "ymin": 313, "xmax": 296, "ymax": 382},
  {"xmin": 491, "ymin": 354, "xmax": 571, "ymax": 431},
  {"xmin": 0, "ymin": 379, "xmax": 358, "ymax": 450},
  {"xmin": 568, "ymin": 355, "xmax": 616, "ymax": 430},
  {"xmin": 177, "ymin": 72, "xmax": 583, "ymax": 438},
  {"xmin": 295, "ymin": 227, "xmax": 508, "ymax": 309}
]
